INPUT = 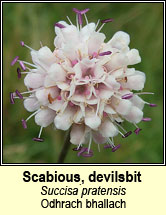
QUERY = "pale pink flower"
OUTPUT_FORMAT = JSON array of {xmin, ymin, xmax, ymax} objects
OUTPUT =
[{"xmin": 10, "ymin": 8, "xmax": 156, "ymax": 158}]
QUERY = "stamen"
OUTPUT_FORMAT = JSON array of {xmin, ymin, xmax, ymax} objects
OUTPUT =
[
  {"xmin": 118, "ymin": 130, "xmax": 125, "ymax": 137},
  {"xmin": 84, "ymin": 14, "xmax": 88, "ymax": 25},
  {"xmin": 17, "ymin": 67, "xmax": 21, "ymax": 79},
  {"xmin": 38, "ymin": 126, "xmax": 43, "ymax": 138},
  {"xmin": 20, "ymin": 41, "xmax": 34, "ymax": 51},
  {"xmin": 77, "ymin": 147, "xmax": 93, "ymax": 157},
  {"xmin": 20, "ymin": 41, "xmax": 24, "ymax": 46},
  {"xmin": 149, "ymin": 103, "xmax": 157, "ymax": 107},
  {"xmin": 97, "ymin": 23, "xmax": 105, "ymax": 32},
  {"xmin": 40, "ymin": 41, "xmax": 43, "ymax": 47},
  {"xmin": 104, "ymin": 144, "xmax": 112, "ymax": 149},
  {"xmin": 21, "ymin": 119, "xmax": 27, "ymax": 129},
  {"xmin": 11, "ymin": 56, "xmax": 19, "ymax": 66},
  {"xmin": 101, "ymin": 18, "xmax": 113, "ymax": 23},
  {"xmin": 97, "ymin": 144, "xmax": 101, "ymax": 152},
  {"xmin": 112, "ymin": 144, "xmax": 121, "ymax": 152},
  {"xmin": 107, "ymin": 138, "xmax": 115, "ymax": 148},
  {"xmin": 142, "ymin": 117, "xmax": 152, "ymax": 122},
  {"xmin": 80, "ymin": 9, "xmax": 90, "ymax": 14},
  {"xmin": 33, "ymin": 137, "xmax": 44, "ymax": 142},
  {"xmin": 10, "ymin": 92, "xmax": 15, "ymax": 104},
  {"xmin": 115, "ymin": 121, "xmax": 127, "ymax": 133},
  {"xmin": 26, "ymin": 109, "xmax": 41, "ymax": 122},
  {"xmin": 73, "ymin": 8, "xmax": 81, "ymax": 14},
  {"xmin": 99, "ymin": 51, "xmax": 112, "ymax": 56},
  {"xmin": 76, "ymin": 12, "xmax": 79, "ymax": 29},
  {"xmin": 88, "ymin": 133, "xmax": 92, "ymax": 154},
  {"xmin": 19, "ymin": 61, "xmax": 26, "ymax": 71},
  {"xmin": 134, "ymin": 128, "xmax": 142, "ymax": 135},
  {"xmin": 135, "ymin": 92, "xmax": 154, "ymax": 95},
  {"xmin": 77, "ymin": 147, "xmax": 87, "ymax": 156},
  {"xmin": 54, "ymin": 23, "xmax": 66, "ymax": 29},
  {"xmin": 95, "ymin": 19, "xmax": 100, "ymax": 31},
  {"xmin": 73, "ymin": 8, "xmax": 89, "ymax": 26},
  {"xmin": 15, "ymin": 89, "xmax": 23, "ymax": 99},
  {"xmin": 78, "ymin": 13, "xmax": 83, "ymax": 26},
  {"xmin": 67, "ymin": 16, "xmax": 73, "ymax": 25},
  {"xmin": 73, "ymin": 146, "xmax": 82, "ymax": 151},
  {"xmin": 18, "ymin": 60, "xmax": 37, "ymax": 68},
  {"xmin": 122, "ymin": 131, "xmax": 132, "ymax": 138},
  {"xmin": 82, "ymin": 150, "xmax": 93, "ymax": 157},
  {"xmin": 144, "ymin": 102, "xmax": 157, "ymax": 107},
  {"xmin": 122, "ymin": 93, "xmax": 133, "ymax": 99},
  {"xmin": 19, "ymin": 88, "xmax": 44, "ymax": 95},
  {"xmin": 73, "ymin": 8, "xmax": 89, "ymax": 15}
]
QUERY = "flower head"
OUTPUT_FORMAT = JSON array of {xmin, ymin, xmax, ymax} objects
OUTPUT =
[{"xmin": 10, "ymin": 8, "xmax": 156, "ymax": 158}]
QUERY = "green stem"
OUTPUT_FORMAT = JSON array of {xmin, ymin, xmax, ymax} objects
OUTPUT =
[{"xmin": 57, "ymin": 130, "xmax": 71, "ymax": 163}]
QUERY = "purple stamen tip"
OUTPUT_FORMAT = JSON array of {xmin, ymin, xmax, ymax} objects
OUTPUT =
[
  {"xmin": 15, "ymin": 89, "xmax": 23, "ymax": 99},
  {"xmin": 82, "ymin": 152, "xmax": 93, "ymax": 157},
  {"xmin": 73, "ymin": 8, "xmax": 89, "ymax": 15},
  {"xmin": 33, "ymin": 137, "xmax": 44, "ymax": 142},
  {"xmin": 20, "ymin": 41, "xmax": 24, "ymax": 46},
  {"xmin": 10, "ymin": 92, "xmax": 15, "ymax": 104},
  {"xmin": 11, "ymin": 56, "xmax": 19, "ymax": 66},
  {"xmin": 78, "ymin": 13, "xmax": 83, "ymax": 25},
  {"xmin": 122, "ymin": 131, "xmax": 132, "ymax": 138},
  {"xmin": 112, "ymin": 144, "xmax": 121, "ymax": 152},
  {"xmin": 80, "ymin": 8, "xmax": 90, "ymax": 15},
  {"xmin": 99, "ymin": 51, "xmax": 112, "ymax": 56},
  {"xmin": 149, "ymin": 103, "xmax": 157, "ymax": 107},
  {"xmin": 77, "ymin": 147, "xmax": 93, "ymax": 157},
  {"xmin": 101, "ymin": 18, "xmax": 114, "ymax": 23},
  {"xmin": 54, "ymin": 22, "xmax": 66, "ymax": 29},
  {"xmin": 81, "ymin": 148, "xmax": 93, "ymax": 157},
  {"xmin": 21, "ymin": 119, "xmax": 27, "ymax": 129},
  {"xmin": 19, "ymin": 61, "xmax": 26, "ymax": 71},
  {"xmin": 104, "ymin": 144, "xmax": 112, "ymax": 149},
  {"xmin": 134, "ymin": 128, "xmax": 142, "ymax": 135},
  {"xmin": 142, "ymin": 117, "xmax": 152, "ymax": 122},
  {"xmin": 17, "ymin": 67, "xmax": 21, "ymax": 79},
  {"xmin": 77, "ymin": 147, "xmax": 87, "ymax": 157},
  {"xmin": 122, "ymin": 93, "xmax": 133, "ymax": 99},
  {"xmin": 72, "ymin": 147, "xmax": 82, "ymax": 151}
]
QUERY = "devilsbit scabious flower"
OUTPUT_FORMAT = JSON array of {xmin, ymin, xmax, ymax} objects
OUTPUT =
[{"xmin": 10, "ymin": 8, "xmax": 156, "ymax": 157}]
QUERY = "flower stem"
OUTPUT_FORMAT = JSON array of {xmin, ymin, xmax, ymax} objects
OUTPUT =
[{"xmin": 57, "ymin": 130, "xmax": 71, "ymax": 163}]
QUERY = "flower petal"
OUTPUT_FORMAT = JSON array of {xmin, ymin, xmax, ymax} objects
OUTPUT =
[
  {"xmin": 85, "ymin": 109, "xmax": 101, "ymax": 130},
  {"xmin": 122, "ymin": 71, "xmax": 146, "ymax": 90},
  {"xmin": 130, "ymin": 95, "xmax": 145, "ymax": 110},
  {"xmin": 114, "ymin": 99, "xmax": 132, "ymax": 115},
  {"xmin": 54, "ymin": 106, "xmax": 76, "ymax": 130},
  {"xmin": 24, "ymin": 73, "xmax": 44, "ymax": 89},
  {"xmin": 99, "ymin": 119, "xmax": 118, "ymax": 138},
  {"xmin": 124, "ymin": 106, "xmax": 143, "ymax": 123},
  {"xmin": 127, "ymin": 49, "xmax": 141, "ymax": 65},
  {"xmin": 70, "ymin": 124, "xmax": 86, "ymax": 145},
  {"xmin": 35, "ymin": 109, "xmax": 56, "ymax": 127},
  {"xmin": 44, "ymin": 63, "xmax": 66, "ymax": 87},
  {"xmin": 24, "ymin": 98, "xmax": 40, "ymax": 112},
  {"xmin": 88, "ymin": 32, "xmax": 106, "ymax": 56},
  {"xmin": 108, "ymin": 31, "xmax": 130, "ymax": 50},
  {"xmin": 92, "ymin": 131, "xmax": 107, "ymax": 144},
  {"xmin": 105, "ymin": 53, "xmax": 128, "ymax": 71}
]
